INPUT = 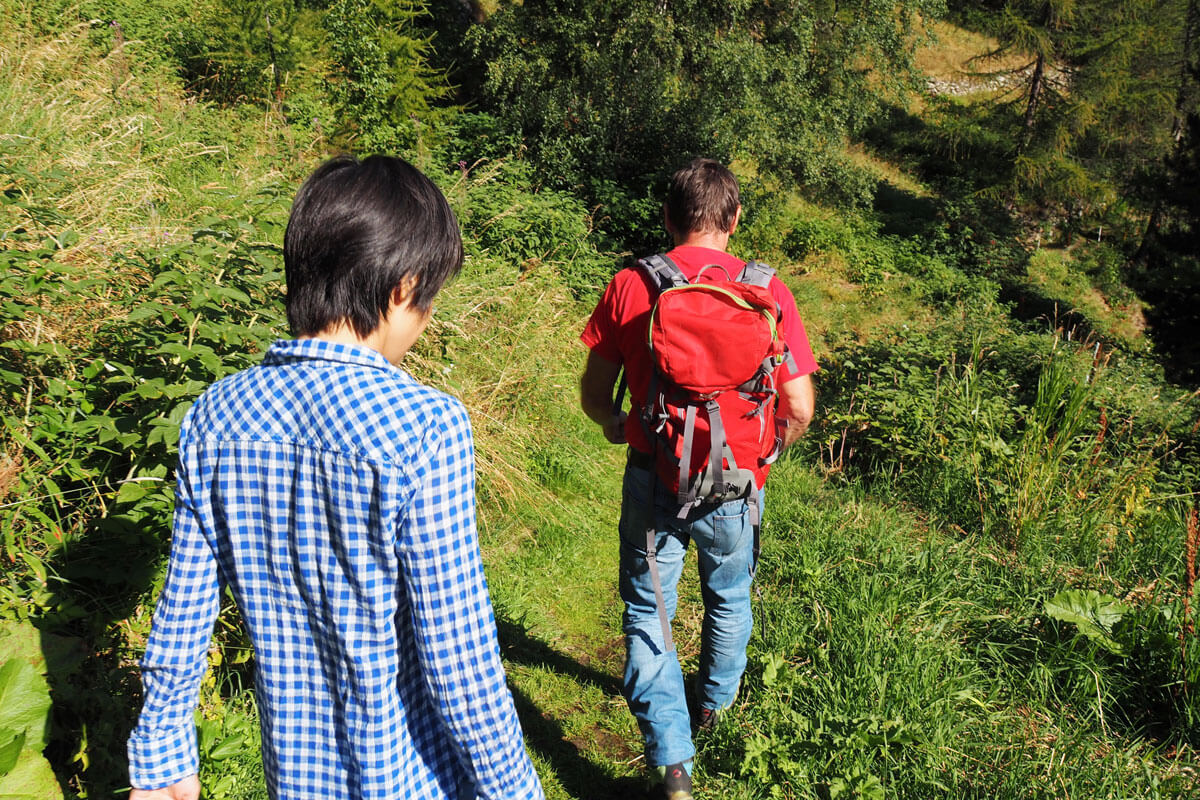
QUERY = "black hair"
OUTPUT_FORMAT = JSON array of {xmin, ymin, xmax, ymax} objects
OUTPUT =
[
  {"xmin": 665, "ymin": 157, "xmax": 740, "ymax": 236},
  {"xmin": 283, "ymin": 155, "xmax": 463, "ymax": 338}
]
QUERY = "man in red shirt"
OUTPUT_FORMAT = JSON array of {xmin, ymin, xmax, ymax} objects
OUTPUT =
[{"xmin": 579, "ymin": 159, "xmax": 817, "ymax": 799}]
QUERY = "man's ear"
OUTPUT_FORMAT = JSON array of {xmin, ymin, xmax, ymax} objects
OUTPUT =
[
  {"xmin": 390, "ymin": 277, "xmax": 420, "ymax": 311},
  {"xmin": 728, "ymin": 204, "xmax": 742, "ymax": 236},
  {"xmin": 390, "ymin": 284, "xmax": 408, "ymax": 310},
  {"xmin": 662, "ymin": 203, "xmax": 676, "ymax": 238}
]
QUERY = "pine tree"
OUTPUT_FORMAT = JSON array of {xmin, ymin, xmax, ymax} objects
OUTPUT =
[
  {"xmin": 464, "ymin": 0, "xmax": 944, "ymax": 239},
  {"xmin": 1134, "ymin": 0, "xmax": 1200, "ymax": 384},
  {"xmin": 958, "ymin": 0, "xmax": 1187, "ymax": 226}
]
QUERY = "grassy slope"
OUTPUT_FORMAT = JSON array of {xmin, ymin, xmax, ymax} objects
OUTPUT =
[{"xmin": 2, "ymin": 9, "xmax": 1197, "ymax": 800}]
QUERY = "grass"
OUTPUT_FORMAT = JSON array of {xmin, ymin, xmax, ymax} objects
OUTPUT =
[
  {"xmin": 694, "ymin": 462, "xmax": 1200, "ymax": 798},
  {"xmin": 0, "ymin": 6, "xmax": 317, "ymax": 266},
  {"xmin": 1025, "ymin": 247, "xmax": 1147, "ymax": 347},
  {"xmin": 914, "ymin": 19, "xmax": 1032, "ymax": 88}
]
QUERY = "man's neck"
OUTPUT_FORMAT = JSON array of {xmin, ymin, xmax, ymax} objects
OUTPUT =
[
  {"xmin": 672, "ymin": 229, "xmax": 730, "ymax": 253},
  {"xmin": 304, "ymin": 324, "xmax": 384, "ymax": 354}
]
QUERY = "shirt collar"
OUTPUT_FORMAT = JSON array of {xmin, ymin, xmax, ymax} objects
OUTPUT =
[
  {"xmin": 667, "ymin": 245, "xmax": 742, "ymax": 267},
  {"xmin": 262, "ymin": 338, "xmax": 397, "ymax": 372}
]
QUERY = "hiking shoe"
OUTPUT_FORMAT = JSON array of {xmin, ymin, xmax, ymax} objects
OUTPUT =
[
  {"xmin": 694, "ymin": 706, "xmax": 720, "ymax": 731},
  {"xmin": 659, "ymin": 763, "xmax": 693, "ymax": 800}
]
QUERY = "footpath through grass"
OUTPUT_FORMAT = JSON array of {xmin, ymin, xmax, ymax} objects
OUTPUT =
[
  {"xmin": 422, "ymin": 261, "xmax": 1199, "ymax": 798},
  {"xmin": 473, "ymin": 409, "xmax": 1200, "ymax": 798}
]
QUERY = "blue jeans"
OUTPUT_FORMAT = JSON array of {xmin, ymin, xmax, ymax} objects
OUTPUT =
[{"xmin": 618, "ymin": 462, "xmax": 761, "ymax": 768}]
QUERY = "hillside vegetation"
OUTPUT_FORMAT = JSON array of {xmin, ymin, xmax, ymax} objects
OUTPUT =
[{"xmin": 1, "ymin": 1, "xmax": 1199, "ymax": 798}]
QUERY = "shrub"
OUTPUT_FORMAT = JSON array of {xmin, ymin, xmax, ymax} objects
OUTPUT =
[
  {"xmin": 451, "ymin": 159, "xmax": 614, "ymax": 298},
  {"xmin": 815, "ymin": 315, "xmax": 1189, "ymax": 566}
]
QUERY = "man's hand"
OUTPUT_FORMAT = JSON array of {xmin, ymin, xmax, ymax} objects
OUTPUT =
[
  {"xmin": 603, "ymin": 411, "xmax": 628, "ymax": 444},
  {"xmin": 130, "ymin": 775, "xmax": 200, "ymax": 800}
]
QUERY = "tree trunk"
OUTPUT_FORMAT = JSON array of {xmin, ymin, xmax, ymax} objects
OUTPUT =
[
  {"xmin": 1022, "ymin": 51, "xmax": 1046, "ymax": 150},
  {"xmin": 1134, "ymin": 0, "xmax": 1199, "ymax": 266}
]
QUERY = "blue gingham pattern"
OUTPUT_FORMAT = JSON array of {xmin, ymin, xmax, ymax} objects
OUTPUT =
[{"xmin": 128, "ymin": 338, "xmax": 544, "ymax": 800}]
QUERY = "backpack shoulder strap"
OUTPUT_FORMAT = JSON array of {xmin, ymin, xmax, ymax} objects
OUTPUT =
[
  {"xmin": 636, "ymin": 253, "xmax": 689, "ymax": 293},
  {"xmin": 737, "ymin": 259, "xmax": 775, "ymax": 288}
]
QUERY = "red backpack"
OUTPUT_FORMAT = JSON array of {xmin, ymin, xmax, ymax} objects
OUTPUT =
[{"xmin": 633, "ymin": 253, "xmax": 788, "ymax": 510}]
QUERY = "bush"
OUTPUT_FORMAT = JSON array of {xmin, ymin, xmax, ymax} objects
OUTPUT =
[
  {"xmin": 451, "ymin": 159, "xmax": 614, "ymax": 298},
  {"xmin": 814, "ymin": 315, "xmax": 1189, "ymax": 565}
]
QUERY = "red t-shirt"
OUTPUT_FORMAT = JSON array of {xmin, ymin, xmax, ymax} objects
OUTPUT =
[{"xmin": 580, "ymin": 246, "xmax": 818, "ymax": 484}]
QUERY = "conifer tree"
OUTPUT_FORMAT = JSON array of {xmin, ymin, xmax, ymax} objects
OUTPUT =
[
  {"xmin": 1134, "ymin": 0, "xmax": 1200, "ymax": 383},
  {"xmin": 464, "ymin": 0, "xmax": 943, "ymax": 246},
  {"xmin": 958, "ymin": 0, "xmax": 1187, "ymax": 226}
]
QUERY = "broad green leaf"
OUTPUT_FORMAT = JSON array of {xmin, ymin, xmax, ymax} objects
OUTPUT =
[
  {"xmin": 0, "ymin": 661, "xmax": 50, "ymax": 751},
  {"xmin": 208, "ymin": 734, "xmax": 245, "ymax": 761},
  {"xmin": 115, "ymin": 480, "xmax": 151, "ymax": 505},
  {"xmin": 0, "ymin": 729, "xmax": 25, "ymax": 777},
  {"xmin": 124, "ymin": 304, "xmax": 165, "ymax": 324},
  {"xmin": 1044, "ymin": 590, "xmax": 1129, "ymax": 655},
  {"xmin": 0, "ymin": 746, "xmax": 63, "ymax": 799},
  {"xmin": 0, "ymin": 623, "xmax": 60, "ymax": 797},
  {"xmin": 134, "ymin": 378, "xmax": 168, "ymax": 400}
]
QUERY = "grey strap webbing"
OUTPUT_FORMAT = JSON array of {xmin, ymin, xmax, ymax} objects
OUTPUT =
[
  {"xmin": 705, "ymin": 399, "xmax": 728, "ymax": 496},
  {"xmin": 737, "ymin": 260, "xmax": 776, "ymax": 288},
  {"xmin": 638, "ymin": 253, "xmax": 689, "ymax": 292},
  {"xmin": 748, "ymin": 492, "xmax": 762, "ymax": 580},
  {"xmin": 644, "ymin": 449, "xmax": 676, "ymax": 654},
  {"xmin": 678, "ymin": 405, "xmax": 699, "ymax": 507},
  {"xmin": 784, "ymin": 348, "xmax": 799, "ymax": 374}
]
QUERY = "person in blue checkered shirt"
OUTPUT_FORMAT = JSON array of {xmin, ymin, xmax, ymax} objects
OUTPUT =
[{"xmin": 126, "ymin": 155, "xmax": 545, "ymax": 800}]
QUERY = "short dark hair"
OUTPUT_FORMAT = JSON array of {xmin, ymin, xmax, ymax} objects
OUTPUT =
[
  {"xmin": 665, "ymin": 158, "xmax": 740, "ymax": 236},
  {"xmin": 283, "ymin": 155, "xmax": 463, "ymax": 338}
]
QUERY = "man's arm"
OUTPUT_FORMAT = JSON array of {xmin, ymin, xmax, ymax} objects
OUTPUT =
[
  {"xmin": 127, "ymin": 454, "xmax": 218, "ymax": 797},
  {"xmin": 777, "ymin": 373, "xmax": 815, "ymax": 450},
  {"xmin": 129, "ymin": 775, "xmax": 199, "ymax": 800},
  {"xmin": 400, "ymin": 402, "xmax": 544, "ymax": 800},
  {"xmin": 580, "ymin": 349, "xmax": 626, "ymax": 444}
]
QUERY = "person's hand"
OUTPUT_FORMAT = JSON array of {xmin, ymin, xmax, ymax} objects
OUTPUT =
[
  {"xmin": 603, "ymin": 412, "xmax": 627, "ymax": 444},
  {"xmin": 129, "ymin": 775, "xmax": 200, "ymax": 800}
]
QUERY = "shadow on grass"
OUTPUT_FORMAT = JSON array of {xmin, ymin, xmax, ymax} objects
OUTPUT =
[
  {"xmin": 959, "ymin": 612, "xmax": 1199, "ymax": 745},
  {"xmin": 998, "ymin": 282, "xmax": 1108, "ymax": 343},
  {"xmin": 40, "ymin": 515, "xmax": 168, "ymax": 797},
  {"xmin": 509, "ymin": 683, "xmax": 647, "ymax": 800},
  {"xmin": 496, "ymin": 616, "xmax": 623, "ymax": 696},
  {"xmin": 873, "ymin": 181, "xmax": 940, "ymax": 239},
  {"xmin": 496, "ymin": 617, "xmax": 647, "ymax": 799}
]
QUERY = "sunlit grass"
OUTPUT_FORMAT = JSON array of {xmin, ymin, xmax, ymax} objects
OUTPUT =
[
  {"xmin": 1026, "ymin": 247, "xmax": 1147, "ymax": 347},
  {"xmin": 915, "ymin": 19, "xmax": 1031, "ymax": 86},
  {"xmin": 2, "ymin": 6, "xmax": 1198, "ymax": 800}
]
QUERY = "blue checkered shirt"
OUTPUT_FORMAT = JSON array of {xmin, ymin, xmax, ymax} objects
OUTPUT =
[{"xmin": 127, "ymin": 339, "xmax": 544, "ymax": 800}]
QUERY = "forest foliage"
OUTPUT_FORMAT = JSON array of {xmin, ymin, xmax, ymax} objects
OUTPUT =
[{"xmin": 1, "ymin": 0, "xmax": 1199, "ymax": 797}]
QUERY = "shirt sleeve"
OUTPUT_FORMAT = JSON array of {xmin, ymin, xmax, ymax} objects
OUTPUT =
[
  {"xmin": 127, "ymin": 441, "xmax": 220, "ymax": 789},
  {"xmin": 771, "ymin": 277, "xmax": 819, "ymax": 380},
  {"xmin": 579, "ymin": 272, "xmax": 624, "ymax": 364},
  {"xmin": 399, "ymin": 400, "xmax": 544, "ymax": 800}
]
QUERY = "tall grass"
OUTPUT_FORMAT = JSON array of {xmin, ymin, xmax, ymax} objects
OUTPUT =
[
  {"xmin": 694, "ymin": 465, "xmax": 1200, "ymax": 799},
  {"xmin": 817, "ymin": 318, "xmax": 1196, "ymax": 571},
  {"xmin": 0, "ymin": 4, "xmax": 316, "ymax": 265}
]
